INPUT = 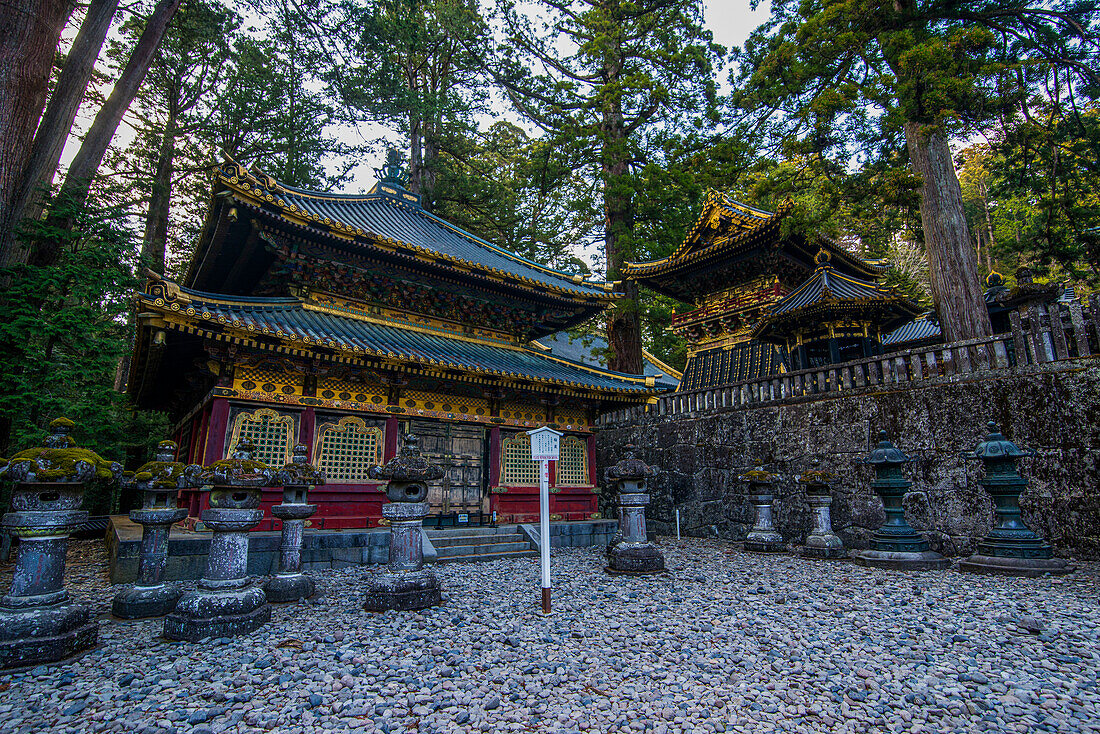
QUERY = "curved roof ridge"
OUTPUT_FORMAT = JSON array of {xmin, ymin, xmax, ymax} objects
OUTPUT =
[{"xmin": 216, "ymin": 160, "xmax": 614, "ymax": 296}]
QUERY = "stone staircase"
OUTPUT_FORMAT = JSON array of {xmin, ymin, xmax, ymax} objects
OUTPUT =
[{"xmin": 426, "ymin": 525, "xmax": 538, "ymax": 564}]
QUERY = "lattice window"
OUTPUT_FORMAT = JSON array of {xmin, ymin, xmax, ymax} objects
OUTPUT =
[
  {"xmin": 556, "ymin": 436, "xmax": 589, "ymax": 486},
  {"xmin": 228, "ymin": 408, "xmax": 294, "ymax": 467},
  {"xmin": 314, "ymin": 417, "xmax": 384, "ymax": 482},
  {"xmin": 501, "ymin": 433, "xmax": 538, "ymax": 486}
]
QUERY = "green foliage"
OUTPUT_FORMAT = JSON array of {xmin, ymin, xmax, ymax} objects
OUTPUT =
[
  {"xmin": 0, "ymin": 192, "xmax": 169, "ymax": 512},
  {"xmin": 955, "ymin": 105, "xmax": 1100, "ymax": 292}
]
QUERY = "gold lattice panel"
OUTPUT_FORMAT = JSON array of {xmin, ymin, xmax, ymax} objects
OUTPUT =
[
  {"xmin": 314, "ymin": 417, "xmax": 384, "ymax": 482},
  {"xmin": 234, "ymin": 366, "xmax": 302, "ymax": 397},
  {"xmin": 556, "ymin": 436, "xmax": 589, "ymax": 486},
  {"xmin": 501, "ymin": 433, "xmax": 538, "ymax": 485},
  {"xmin": 317, "ymin": 378, "xmax": 386, "ymax": 406},
  {"xmin": 228, "ymin": 408, "xmax": 294, "ymax": 466}
]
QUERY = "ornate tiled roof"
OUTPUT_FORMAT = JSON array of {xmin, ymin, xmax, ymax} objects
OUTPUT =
[
  {"xmin": 623, "ymin": 191, "xmax": 885, "ymax": 284},
  {"xmin": 198, "ymin": 160, "xmax": 613, "ymax": 300},
  {"xmin": 135, "ymin": 281, "xmax": 657, "ymax": 395},
  {"xmin": 534, "ymin": 332, "xmax": 681, "ymax": 390},
  {"xmin": 751, "ymin": 250, "xmax": 921, "ymax": 339},
  {"xmin": 881, "ymin": 313, "xmax": 941, "ymax": 346}
]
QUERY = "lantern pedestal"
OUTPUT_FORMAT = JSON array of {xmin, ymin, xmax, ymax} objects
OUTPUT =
[
  {"xmin": 800, "ymin": 494, "xmax": 846, "ymax": 559},
  {"xmin": 744, "ymin": 493, "xmax": 785, "ymax": 553},
  {"xmin": 0, "ymin": 500, "xmax": 97, "ymax": 669},
  {"xmin": 363, "ymin": 501, "xmax": 440, "ymax": 611},
  {"xmin": 606, "ymin": 492, "xmax": 664, "ymax": 575},
  {"xmin": 263, "ymin": 502, "xmax": 317, "ymax": 603},
  {"xmin": 164, "ymin": 505, "xmax": 271, "ymax": 640},
  {"xmin": 958, "ymin": 423, "xmax": 1074, "ymax": 577},
  {"xmin": 113, "ymin": 506, "xmax": 188, "ymax": 618}
]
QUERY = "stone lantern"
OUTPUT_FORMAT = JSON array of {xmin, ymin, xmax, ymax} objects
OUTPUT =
[
  {"xmin": 851, "ymin": 431, "xmax": 949, "ymax": 570},
  {"xmin": 264, "ymin": 444, "xmax": 324, "ymax": 602},
  {"xmin": 112, "ymin": 440, "xmax": 199, "ymax": 618},
  {"xmin": 959, "ymin": 422, "xmax": 1074, "ymax": 576},
  {"xmin": 604, "ymin": 445, "xmax": 664, "ymax": 575},
  {"xmin": 363, "ymin": 434, "xmax": 443, "ymax": 611},
  {"xmin": 798, "ymin": 459, "xmax": 846, "ymax": 559},
  {"xmin": 163, "ymin": 439, "xmax": 275, "ymax": 641},
  {"xmin": 0, "ymin": 418, "xmax": 120, "ymax": 669},
  {"xmin": 739, "ymin": 468, "xmax": 784, "ymax": 553}
]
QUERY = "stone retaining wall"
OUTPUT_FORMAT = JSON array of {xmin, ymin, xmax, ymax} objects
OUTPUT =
[{"xmin": 595, "ymin": 361, "xmax": 1100, "ymax": 560}]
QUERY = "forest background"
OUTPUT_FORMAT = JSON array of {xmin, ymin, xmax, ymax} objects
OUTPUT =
[{"xmin": 0, "ymin": 0, "xmax": 1097, "ymax": 504}]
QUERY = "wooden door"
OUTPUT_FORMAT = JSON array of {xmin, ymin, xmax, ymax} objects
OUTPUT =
[{"xmin": 408, "ymin": 421, "xmax": 486, "ymax": 515}]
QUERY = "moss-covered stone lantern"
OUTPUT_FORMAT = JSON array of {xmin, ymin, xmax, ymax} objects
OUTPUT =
[
  {"xmin": 0, "ymin": 418, "xmax": 120, "ymax": 669},
  {"xmin": 797, "ymin": 459, "xmax": 846, "ymax": 559},
  {"xmin": 363, "ymin": 434, "xmax": 443, "ymax": 611},
  {"xmin": 959, "ymin": 422, "xmax": 1074, "ymax": 576},
  {"xmin": 739, "ymin": 468, "xmax": 784, "ymax": 553},
  {"xmin": 851, "ymin": 431, "xmax": 949, "ymax": 571},
  {"xmin": 604, "ymin": 445, "xmax": 664, "ymax": 575},
  {"xmin": 264, "ymin": 444, "xmax": 324, "ymax": 602},
  {"xmin": 112, "ymin": 440, "xmax": 199, "ymax": 618},
  {"xmin": 163, "ymin": 439, "xmax": 275, "ymax": 640}
]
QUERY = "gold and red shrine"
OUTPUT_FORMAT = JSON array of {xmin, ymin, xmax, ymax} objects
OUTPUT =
[
  {"xmin": 624, "ymin": 191, "xmax": 904, "ymax": 389},
  {"xmin": 128, "ymin": 158, "xmax": 673, "ymax": 529}
]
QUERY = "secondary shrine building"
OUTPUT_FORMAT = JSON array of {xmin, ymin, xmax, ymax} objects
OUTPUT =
[
  {"xmin": 128, "ymin": 158, "xmax": 675, "ymax": 529},
  {"xmin": 624, "ymin": 192, "xmax": 920, "ymax": 390}
]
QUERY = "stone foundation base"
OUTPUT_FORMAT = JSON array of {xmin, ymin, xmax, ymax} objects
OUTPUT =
[
  {"xmin": 800, "ymin": 544, "xmax": 848, "ymax": 560},
  {"xmin": 606, "ymin": 543, "xmax": 665, "ymax": 575},
  {"xmin": 0, "ymin": 602, "xmax": 98, "ymax": 670},
  {"xmin": 163, "ymin": 584, "xmax": 270, "ymax": 641},
  {"xmin": 112, "ymin": 583, "xmax": 182, "ymax": 619},
  {"xmin": 851, "ymin": 549, "xmax": 950, "ymax": 571},
  {"xmin": 263, "ymin": 573, "xmax": 316, "ymax": 603},
  {"xmin": 744, "ymin": 538, "xmax": 786, "ymax": 554},
  {"xmin": 958, "ymin": 554, "xmax": 1074, "ymax": 577},
  {"xmin": 363, "ymin": 570, "xmax": 441, "ymax": 612}
]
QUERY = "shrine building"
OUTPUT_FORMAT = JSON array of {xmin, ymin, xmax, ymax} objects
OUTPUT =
[
  {"xmin": 623, "ymin": 191, "xmax": 919, "ymax": 390},
  {"xmin": 127, "ymin": 157, "xmax": 675, "ymax": 529}
]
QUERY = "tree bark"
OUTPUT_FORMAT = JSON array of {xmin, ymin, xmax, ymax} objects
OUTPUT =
[
  {"xmin": 904, "ymin": 121, "xmax": 992, "ymax": 342},
  {"xmin": 0, "ymin": 0, "xmax": 120, "ymax": 268},
  {"xmin": 33, "ymin": 0, "xmax": 182, "ymax": 268},
  {"xmin": 603, "ymin": 108, "xmax": 643, "ymax": 375},
  {"xmin": 140, "ymin": 95, "xmax": 178, "ymax": 275},
  {"xmin": 0, "ymin": 0, "xmax": 73, "ymax": 267}
]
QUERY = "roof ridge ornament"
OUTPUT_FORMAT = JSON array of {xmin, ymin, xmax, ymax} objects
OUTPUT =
[{"xmin": 376, "ymin": 148, "xmax": 410, "ymax": 189}]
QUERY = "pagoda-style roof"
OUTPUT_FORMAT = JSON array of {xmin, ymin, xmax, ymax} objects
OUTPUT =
[
  {"xmin": 129, "ymin": 277, "xmax": 658, "ymax": 411},
  {"xmin": 533, "ymin": 332, "xmax": 681, "ymax": 391},
  {"xmin": 183, "ymin": 160, "xmax": 617, "ymax": 339},
  {"xmin": 751, "ymin": 251, "xmax": 921, "ymax": 342},
  {"xmin": 623, "ymin": 191, "xmax": 886, "ymax": 303}
]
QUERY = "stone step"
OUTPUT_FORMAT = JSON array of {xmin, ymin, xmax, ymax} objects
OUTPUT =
[
  {"xmin": 435, "ymin": 541, "xmax": 533, "ymax": 558},
  {"xmin": 437, "ymin": 548, "xmax": 539, "ymax": 564},
  {"xmin": 429, "ymin": 533, "xmax": 527, "ymax": 548},
  {"xmin": 425, "ymin": 525, "xmax": 523, "ymax": 538}
]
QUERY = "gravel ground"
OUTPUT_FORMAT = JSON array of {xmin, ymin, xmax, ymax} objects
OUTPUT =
[{"xmin": 0, "ymin": 537, "xmax": 1097, "ymax": 734}]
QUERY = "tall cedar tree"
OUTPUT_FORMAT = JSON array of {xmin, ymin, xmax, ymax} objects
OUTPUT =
[
  {"xmin": 2, "ymin": 0, "xmax": 120, "ymax": 268},
  {"xmin": 336, "ymin": 0, "xmax": 488, "ymax": 210},
  {"xmin": 0, "ymin": 0, "xmax": 73, "ymax": 269},
  {"xmin": 493, "ymin": 0, "xmax": 722, "ymax": 374},
  {"xmin": 734, "ymin": 0, "xmax": 1099, "ymax": 343}
]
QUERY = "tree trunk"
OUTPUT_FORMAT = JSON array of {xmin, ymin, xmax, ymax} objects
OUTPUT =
[
  {"xmin": 903, "ymin": 121, "xmax": 992, "ymax": 342},
  {"xmin": 980, "ymin": 179, "xmax": 995, "ymax": 271},
  {"xmin": 33, "ymin": 0, "xmax": 182, "ymax": 268},
  {"xmin": 0, "ymin": 0, "xmax": 73, "ymax": 267},
  {"xmin": 141, "ymin": 99, "xmax": 178, "ymax": 275},
  {"xmin": 0, "ymin": 0, "xmax": 120, "ymax": 268},
  {"xmin": 603, "ymin": 108, "xmax": 643, "ymax": 375}
]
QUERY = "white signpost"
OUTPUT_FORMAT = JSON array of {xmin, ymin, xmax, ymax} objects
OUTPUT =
[{"xmin": 527, "ymin": 426, "xmax": 562, "ymax": 614}]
